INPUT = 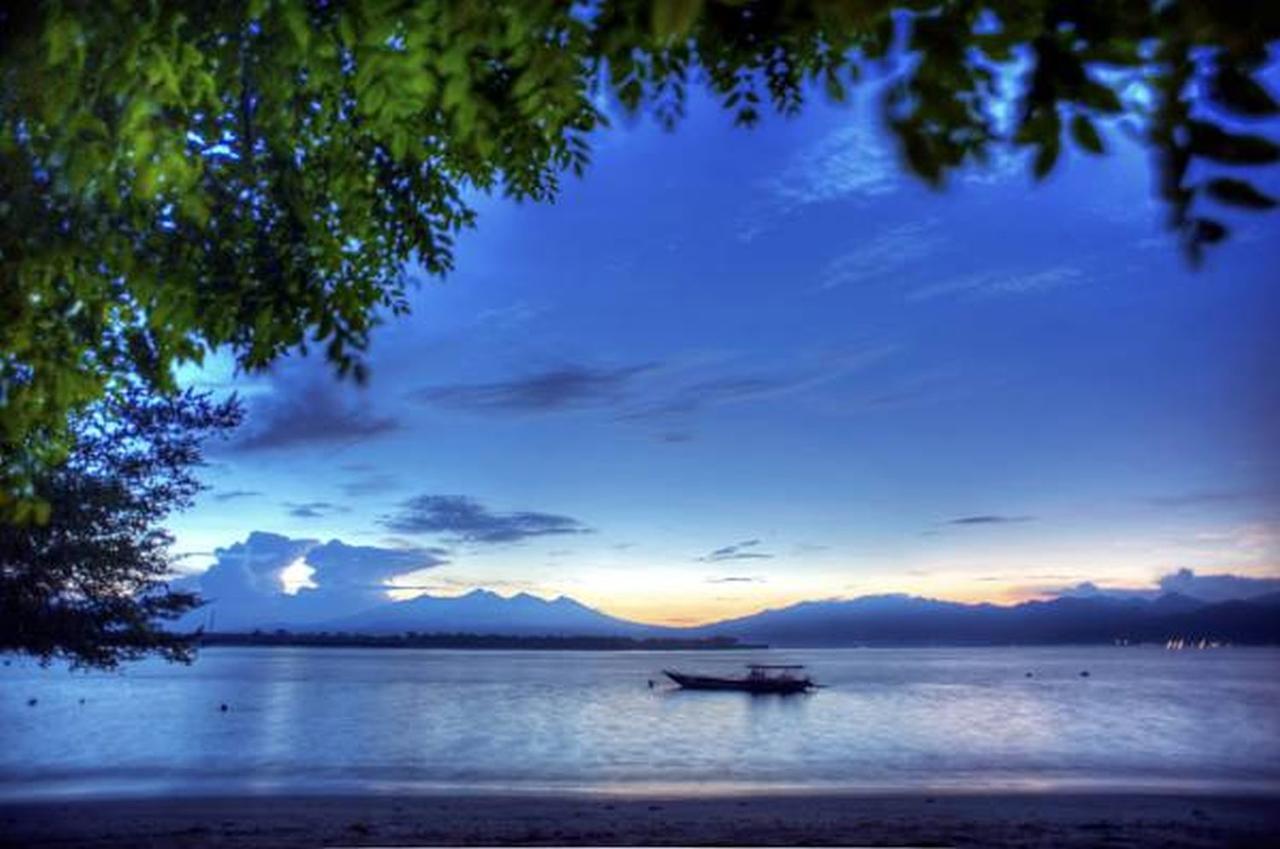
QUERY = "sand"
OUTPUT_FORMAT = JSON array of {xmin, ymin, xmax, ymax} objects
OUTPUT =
[{"xmin": 2, "ymin": 792, "xmax": 1278, "ymax": 848}]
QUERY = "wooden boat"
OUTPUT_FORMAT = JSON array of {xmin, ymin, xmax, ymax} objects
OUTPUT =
[{"xmin": 663, "ymin": 664, "xmax": 816, "ymax": 694}]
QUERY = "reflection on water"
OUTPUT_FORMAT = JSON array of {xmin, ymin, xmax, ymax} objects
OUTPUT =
[{"xmin": 2, "ymin": 646, "xmax": 1278, "ymax": 798}]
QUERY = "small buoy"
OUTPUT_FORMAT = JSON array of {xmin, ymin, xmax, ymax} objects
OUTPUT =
[
  {"xmin": 647, "ymin": 679, "xmax": 655, "ymax": 689},
  {"xmin": 26, "ymin": 698, "xmax": 37, "ymax": 706},
  {"xmin": 219, "ymin": 703, "xmax": 229, "ymax": 712},
  {"xmin": 1080, "ymin": 670, "xmax": 1090, "ymax": 678},
  {"xmin": 78, "ymin": 698, "xmax": 86, "ymax": 705},
  {"xmin": 1025, "ymin": 672, "xmax": 1033, "ymax": 678}
]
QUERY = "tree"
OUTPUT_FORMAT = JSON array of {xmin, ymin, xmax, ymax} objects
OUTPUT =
[
  {"xmin": 0, "ymin": 386, "xmax": 241, "ymax": 668},
  {"xmin": 1, "ymin": 1, "xmax": 1276, "ymax": 515}
]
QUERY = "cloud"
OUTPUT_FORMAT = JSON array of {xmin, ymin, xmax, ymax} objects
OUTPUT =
[
  {"xmin": 412, "ymin": 364, "xmax": 655, "ymax": 414},
  {"xmin": 232, "ymin": 377, "xmax": 398, "ymax": 452},
  {"xmin": 1044, "ymin": 568, "xmax": 1280, "ymax": 603},
  {"xmin": 380, "ymin": 494, "xmax": 590, "ymax": 543},
  {"xmin": 212, "ymin": 489, "xmax": 263, "ymax": 502},
  {"xmin": 946, "ymin": 515, "xmax": 1036, "ymax": 526},
  {"xmin": 284, "ymin": 501, "xmax": 350, "ymax": 519},
  {"xmin": 819, "ymin": 219, "xmax": 947, "ymax": 290},
  {"xmin": 1147, "ymin": 487, "xmax": 1278, "ymax": 508},
  {"xmin": 409, "ymin": 348, "xmax": 896, "ymax": 442},
  {"xmin": 340, "ymin": 472, "xmax": 402, "ymax": 497},
  {"xmin": 176, "ymin": 532, "xmax": 448, "ymax": 630},
  {"xmin": 707, "ymin": 576, "xmax": 765, "ymax": 584},
  {"xmin": 737, "ymin": 121, "xmax": 898, "ymax": 242},
  {"xmin": 698, "ymin": 539, "xmax": 774, "ymax": 562},
  {"xmin": 909, "ymin": 266, "xmax": 1084, "ymax": 301},
  {"xmin": 769, "ymin": 122, "xmax": 899, "ymax": 209},
  {"xmin": 1156, "ymin": 568, "xmax": 1280, "ymax": 602},
  {"xmin": 621, "ymin": 347, "xmax": 897, "ymax": 424}
]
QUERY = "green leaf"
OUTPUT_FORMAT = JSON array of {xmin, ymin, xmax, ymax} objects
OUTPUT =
[{"xmin": 651, "ymin": 0, "xmax": 703, "ymax": 40}]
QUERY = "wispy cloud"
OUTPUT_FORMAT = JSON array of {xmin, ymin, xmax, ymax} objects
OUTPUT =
[
  {"xmin": 819, "ymin": 219, "xmax": 947, "ymax": 290},
  {"xmin": 285, "ymin": 501, "xmax": 350, "ymax": 519},
  {"xmin": 697, "ymin": 539, "xmax": 774, "ymax": 562},
  {"xmin": 946, "ymin": 515, "xmax": 1036, "ymax": 526},
  {"xmin": 707, "ymin": 575, "xmax": 766, "ymax": 584},
  {"xmin": 412, "ymin": 348, "xmax": 896, "ymax": 434},
  {"xmin": 739, "ymin": 121, "xmax": 898, "ymax": 242},
  {"xmin": 340, "ymin": 472, "xmax": 403, "ymax": 497},
  {"xmin": 411, "ymin": 364, "xmax": 655, "ymax": 414},
  {"xmin": 1146, "ymin": 487, "xmax": 1278, "ymax": 509},
  {"xmin": 769, "ymin": 122, "xmax": 899, "ymax": 208},
  {"xmin": 909, "ymin": 266, "xmax": 1084, "ymax": 301},
  {"xmin": 212, "ymin": 489, "xmax": 263, "ymax": 503},
  {"xmin": 620, "ymin": 347, "xmax": 897, "ymax": 424},
  {"xmin": 380, "ymin": 494, "xmax": 590, "ymax": 544}
]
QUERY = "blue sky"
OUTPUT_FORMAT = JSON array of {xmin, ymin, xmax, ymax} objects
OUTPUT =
[{"xmin": 174, "ymin": 88, "xmax": 1279, "ymax": 626}]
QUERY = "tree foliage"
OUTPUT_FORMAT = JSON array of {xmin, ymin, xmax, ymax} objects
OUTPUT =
[
  {"xmin": 1, "ymin": 0, "xmax": 1276, "ymax": 516},
  {"xmin": 0, "ymin": 387, "xmax": 241, "ymax": 668}
]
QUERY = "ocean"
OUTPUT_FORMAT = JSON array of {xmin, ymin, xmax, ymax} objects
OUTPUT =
[{"xmin": 3, "ymin": 645, "xmax": 1278, "ymax": 799}]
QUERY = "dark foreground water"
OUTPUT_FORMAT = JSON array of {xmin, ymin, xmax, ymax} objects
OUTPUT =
[{"xmin": 2, "ymin": 646, "xmax": 1277, "ymax": 799}]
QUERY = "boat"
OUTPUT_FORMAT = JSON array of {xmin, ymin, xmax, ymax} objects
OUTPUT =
[{"xmin": 663, "ymin": 664, "xmax": 817, "ymax": 694}]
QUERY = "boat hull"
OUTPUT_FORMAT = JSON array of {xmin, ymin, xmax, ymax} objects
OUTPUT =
[{"xmin": 663, "ymin": 670, "xmax": 812, "ymax": 694}]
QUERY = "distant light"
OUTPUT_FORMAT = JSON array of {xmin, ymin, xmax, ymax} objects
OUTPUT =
[{"xmin": 278, "ymin": 557, "xmax": 317, "ymax": 595}]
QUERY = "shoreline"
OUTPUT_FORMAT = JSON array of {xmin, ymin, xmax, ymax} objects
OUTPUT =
[{"xmin": 3, "ymin": 791, "xmax": 1278, "ymax": 848}]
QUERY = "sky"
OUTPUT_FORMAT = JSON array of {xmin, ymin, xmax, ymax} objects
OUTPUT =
[{"xmin": 172, "ymin": 87, "xmax": 1280, "ymax": 627}]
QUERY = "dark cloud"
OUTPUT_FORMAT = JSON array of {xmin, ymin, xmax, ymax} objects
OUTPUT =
[
  {"xmin": 380, "ymin": 494, "xmax": 590, "ymax": 543},
  {"xmin": 285, "ymin": 501, "xmax": 350, "ymax": 519},
  {"xmin": 410, "ymin": 349, "xmax": 893, "ymax": 430},
  {"xmin": 411, "ymin": 364, "xmax": 655, "ymax": 414},
  {"xmin": 213, "ymin": 489, "xmax": 263, "ymax": 503},
  {"xmin": 946, "ymin": 515, "xmax": 1035, "ymax": 526},
  {"xmin": 1157, "ymin": 568, "xmax": 1280, "ymax": 602},
  {"xmin": 697, "ymin": 539, "xmax": 774, "ymax": 562},
  {"xmin": 232, "ymin": 378, "xmax": 398, "ymax": 452},
  {"xmin": 1045, "ymin": 569, "xmax": 1280, "ymax": 603}
]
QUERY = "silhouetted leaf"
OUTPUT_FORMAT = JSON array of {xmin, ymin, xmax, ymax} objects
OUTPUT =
[
  {"xmin": 1204, "ymin": 178, "xmax": 1277, "ymax": 210},
  {"xmin": 1033, "ymin": 137, "xmax": 1060, "ymax": 179},
  {"xmin": 1211, "ymin": 66, "xmax": 1278, "ymax": 117},
  {"xmin": 1070, "ymin": 114, "xmax": 1104, "ymax": 154},
  {"xmin": 1192, "ymin": 218, "xmax": 1228, "ymax": 244},
  {"xmin": 1188, "ymin": 121, "xmax": 1280, "ymax": 165}
]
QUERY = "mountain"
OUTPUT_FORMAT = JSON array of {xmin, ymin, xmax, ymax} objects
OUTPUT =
[
  {"xmin": 203, "ymin": 588, "xmax": 1280, "ymax": 645},
  {"xmin": 321, "ymin": 589, "xmax": 676, "ymax": 637},
  {"xmin": 691, "ymin": 592, "xmax": 1280, "ymax": 646}
]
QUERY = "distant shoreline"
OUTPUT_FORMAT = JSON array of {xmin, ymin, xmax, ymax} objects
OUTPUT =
[
  {"xmin": 3, "ymin": 791, "xmax": 1277, "ymax": 848},
  {"xmin": 195, "ymin": 632, "xmax": 767, "ymax": 651}
]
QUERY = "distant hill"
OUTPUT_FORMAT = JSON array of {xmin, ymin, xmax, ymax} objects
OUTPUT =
[
  {"xmin": 689, "ymin": 592, "xmax": 1280, "ymax": 646},
  {"xmin": 193, "ymin": 587, "xmax": 1280, "ymax": 646}
]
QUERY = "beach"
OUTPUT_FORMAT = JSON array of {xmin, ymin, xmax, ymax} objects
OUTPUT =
[{"xmin": 3, "ymin": 792, "xmax": 1278, "ymax": 848}]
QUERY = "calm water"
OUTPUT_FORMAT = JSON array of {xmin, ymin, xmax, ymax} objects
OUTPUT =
[{"xmin": 2, "ymin": 646, "xmax": 1278, "ymax": 799}]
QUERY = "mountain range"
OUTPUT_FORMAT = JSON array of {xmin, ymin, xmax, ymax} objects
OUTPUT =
[{"xmin": 223, "ymin": 587, "xmax": 1280, "ymax": 646}]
